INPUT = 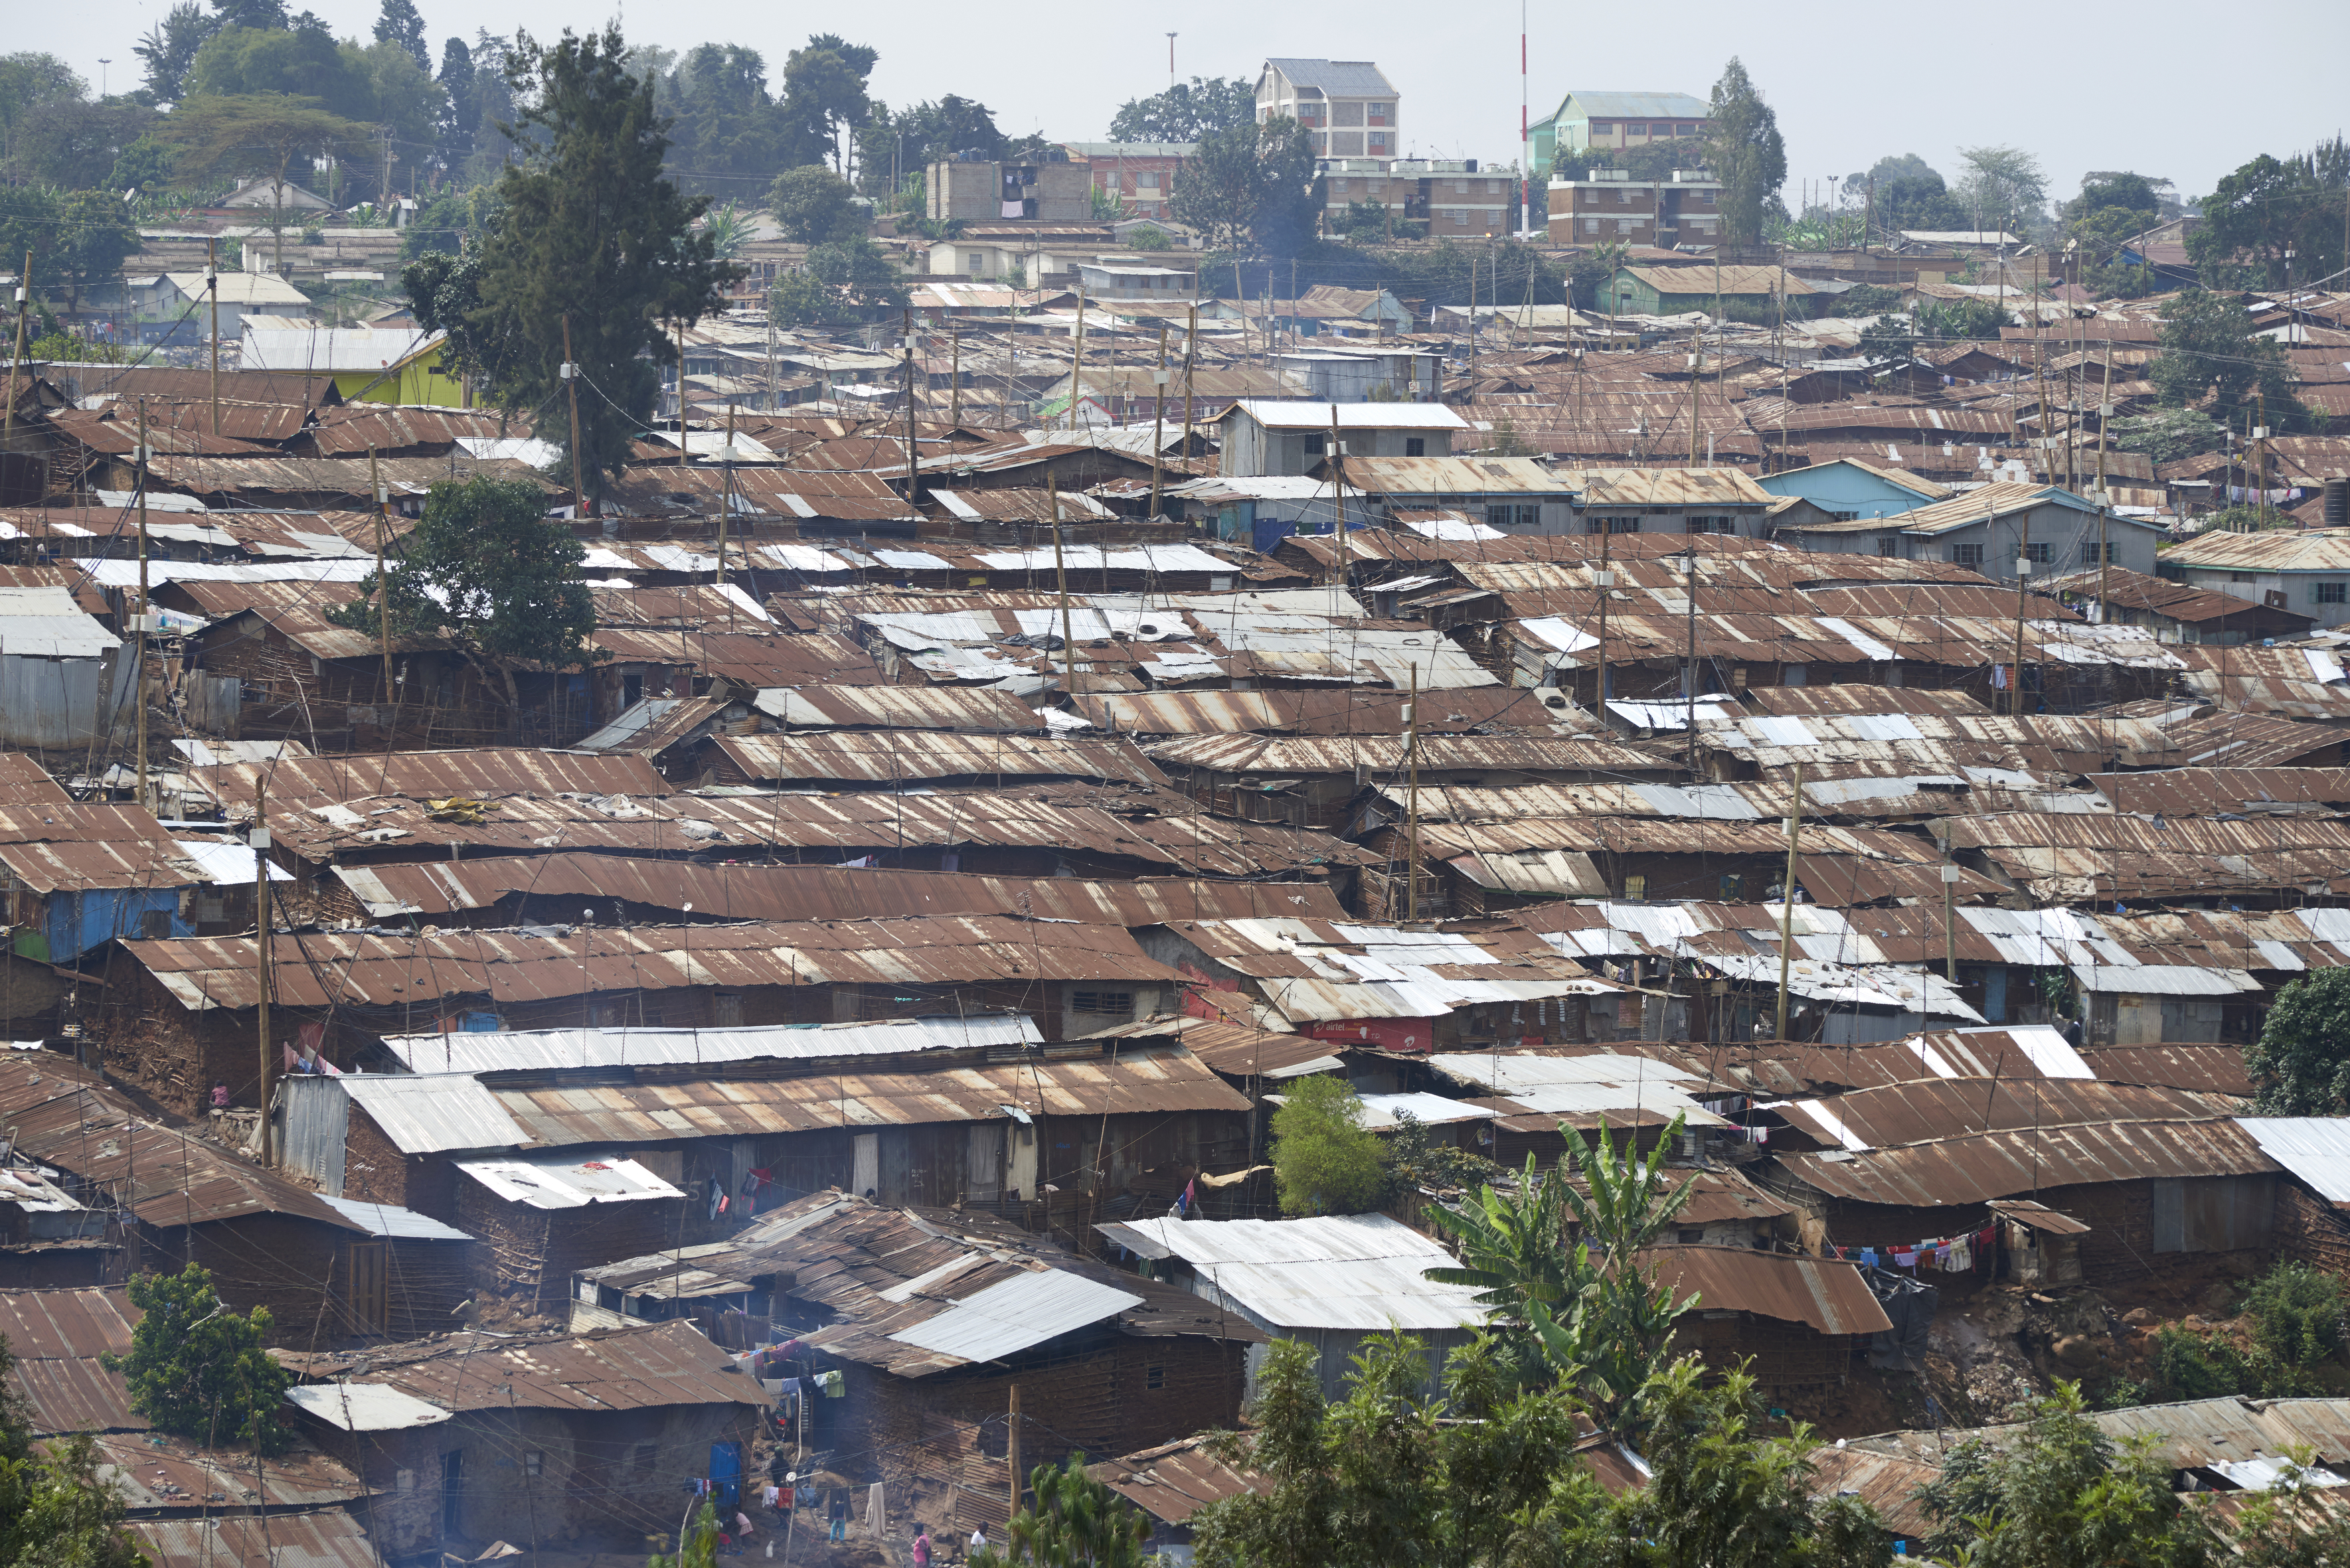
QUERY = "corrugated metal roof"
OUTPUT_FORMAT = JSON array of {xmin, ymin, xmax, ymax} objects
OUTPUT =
[
  {"xmin": 313, "ymin": 1194, "xmax": 472, "ymax": 1240},
  {"xmin": 1778, "ymin": 1118, "xmax": 2278, "ymax": 1207},
  {"xmin": 0, "ymin": 1286, "xmax": 144, "ymax": 1435},
  {"xmin": 128, "ymin": 1508, "xmax": 387, "ymax": 1568},
  {"xmin": 2237, "ymin": 1119, "xmax": 2350, "ymax": 1204},
  {"xmin": 1109, "ymin": 1212, "xmax": 1491, "ymax": 1332},
  {"xmin": 280, "ymin": 1317, "xmax": 766, "ymax": 1414},
  {"xmin": 493, "ymin": 1046, "xmax": 1248, "ymax": 1148},
  {"xmin": 456, "ymin": 1154, "xmax": 685, "ymax": 1209},
  {"xmin": 382, "ymin": 1015, "xmax": 1041, "ymax": 1076},
  {"xmin": 1229, "ymin": 398, "xmax": 1458, "ymax": 429},
  {"xmin": 336, "ymin": 1075, "xmax": 527, "ymax": 1154},
  {"xmin": 886, "ymin": 1269, "xmax": 1145, "ymax": 1360},
  {"xmin": 283, "ymin": 1381, "xmax": 452, "ymax": 1431},
  {"xmin": 1089, "ymin": 1437, "xmax": 1273, "ymax": 1525},
  {"xmin": 713, "ymin": 731, "xmax": 1165, "ymax": 787},
  {"xmin": 126, "ymin": 915, "xmax": 1185, "ymax": 1012},
  {"xmin": 1636, "ymin": 1247, "xmax": 1890, "ymax": 1336}
]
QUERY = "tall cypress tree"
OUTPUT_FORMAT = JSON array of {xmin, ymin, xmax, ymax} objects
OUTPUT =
[
  {"xmin": 402, "ymin": 24, "xmax": 740, "ymax": 496},
  {"xmin": 1705, "ymin": 57, "xmax": 1786, "ymax": 250}
]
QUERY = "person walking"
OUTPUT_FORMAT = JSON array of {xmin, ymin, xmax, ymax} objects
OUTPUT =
[
  {"xmin": 913, "ymin": 1522, "xmax": 933, "ymax": 1568},
  {"xmin": 829, "ymin": 1488, "xmax": 849, "ymax": 1541},
  {"xmin": 969, "ymin": 1522, "xmax": 991, "ymax": 1559}
]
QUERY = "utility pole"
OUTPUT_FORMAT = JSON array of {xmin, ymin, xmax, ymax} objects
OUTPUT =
[
  {"xmin": 902, "ymin": 308, "xmax": 922, "ymax": 510},
  {"xmin": 207, "ymin": 238, "xmax": 220, "ymax": 438},
  {"xmin": 1942, "ymin": 844, "xmax": 1959, "ymax": 984},
  {"xmin": 1682, "ymin": 549, "xmax": 1699, "ymax": 776},
  {"xmin": 1404, "ymin": 661, "xmax": 1423, "ymax": 924},
  {"xmin": 717, "ymin": 402, "xmax": 737, "ymax": 599},
  {"xmin": 1774, "ymin": 763, "xmax": 1803, "ymax": 1039},
  {"xmin": 950, "ymin": 329, "xmax": 962, "ymax": 427},
  {"xmin": 1468, "ymin": 256, "xmax": 1478, "ymax": 396},
  {"xmin": 1148, "ymin": 322, "xmax": 1170, "ymax": 519},
  {"xmin": 2, "ymin": 252, "xmax": 31, "ymax": 451},
  {"xmin": 1687, "ymin": 330, "xmax": 1702, "ymax": 465},
  {"xmin": 1068, "ymin": 285, "xmax": 1087, "ymax": 432},
  {"xmin": 1007, "ymin": 1384, "xmax": 1024, "ymax": 1514},
  {"xmin": 254, "ymin": 775, "xmax": 274, "ymax": 1169},
  {"xmin": 2096, "ymin": 351, "xmax": 2114, "ymax": 619},
  {"xmin": 1329, "ymin": 407, "xmax": 1348, "ymax": 597},
  {"xmin": 369, "ymin": 447, "xmax": 393, "ymax": 729},
  {"xmin": 1049, "ymin": 473, "xmax": 1079, "ymax": 699},
  {"xmin": 133, "ymin": 401, "xmax": 151, "ymax": 812},
  {"xmin": 1594, "ymin": 510, "xmax": 1612, "ymax": 715},
  {"xmin": 560, "ymin": 316, "xmax": 589, "ymax": 517},
  {"xmin": 1179, "ymin": 303, "xmax": 1198, "ymax": 502},
  {"xmin": 2011, "ymin": 505, "xmax": 2032, "ymax": 718}
]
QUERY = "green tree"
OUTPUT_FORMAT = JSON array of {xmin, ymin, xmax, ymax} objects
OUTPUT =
[
  {"xmin": 856, "ymin": 95, "xmax": 1007, "ymax": 198},
  {"xmin": 0, "ymin": 53, "xmax": 85, "ymax": 161},
  {"xmin": 780, "ymin": 35, "xmax": 874, "ymax": 175},
  {"xmin": 1703, "ymin": 58, "xmax": 1786, "ymax": 249},
  {"xmin": 1108, "ymin": 77, "xmax": 1256, "ymax": 143},
  {"xmin": 52, "ymin": 191, "xmax": 140, "ymax": 310},
  {"xmin": 1172, "ymin": 117, "xmax": 1319, "ymax": 258},
  {"xmin": 2188, "ymin": 145, "xmax": 2347, "ymax": 291},
  {"xmin": 0, "ymin": 1336, "xmax": 141, "ymax": 1567},
  {"xmin": 406, "ymin": 24, "xmax": 738, "ymax": 494},
  {"xmin": 162, "ymin": 94, "xmax": 369, "ymax": 270},
  {"xmin": 977, "ymin": 1454, "xmax": 1151, "ymax": 1568},
  {"xmin": 1917, "ymin": 294, "xmax": 2008, "ymax": 341},
  {"xmin": 2242, "ymin": 1260, "xmax": 2344, "ymax": 1369},
  {"xmin": 770, "ymin": 163, "xmax": 863, "ymax": 243},
  {"xmin": 327, "ymin": 476, "xmax": 598, "ymax": 708},
  {"xmin": 5, "ymin": 100, "xmax": 160, "ymax": 190},
  {"xmin": 1269, "ymin": 1075, "xmax": 1385, "ymax": 1215},
  {"xmin": 1620, "ymin": 1358, "xmax": 1884, "ymax": 1568},
  {"xmin": 185, "ymin": 23, "xmax": 376, "ymax": 121},
  {"xmin": 1847, "ymin": 152, "xmax": 1939, "ymax": 188},
  {"xmin": 1920, "ymin": 1383, "xmax": 2216, "ymax": 1568},
  {"xmin": 1956, "ymin": 144, "xmax": 2049, "ymax": 232},
  {"xmin": 0, "ymin": 187, "xmax": 60, "ymax": 283},
  {"xmin": 136, "ymin": 5, "xmax": 218, "ymax": 102},
  {"xmin": 373, "ymin": 0, "xmax": 429, "ymax": 72},
  {"xmin": 1875, "ymin": 171, "xmax": 1969, "ymax": 235},
  {"xmin": 2112, "ymin": 408, "xmax": 2223, "ymax": 462},
  {"xmin": 357, "ymin": 38, "xmax": 445, "ymax": 198},
  {"xmin": 647, "ymin": 1500, "xmax": 721, "ymax": 1568},
  {"xmin": 434, "ymin": 37, "xmax": 477, "ymax": 163},
  {"xmin": 1524, "ymin": 1116, "xmax": 1698, "ymax": 1431},
  {"xmin": 2247, "ymin": 965, "xmax": 2350, "ymax": 1114},
  {"xmin": 399, "ymin": 183, "xmax": 493, "ymax": 264},
  {"xmin": 2148, "ymin": 289, "xmax": 2307, "ymax": 433},
  {"xmin": 806, "ymin": 239, "xmax": 906, "ymax": 314},
  {"xmin": 110, "ymin": 135, "xmax": 179, "ymax": 196},
  {"xmin": 102, "ymin": 1264, "xmax": 292, "ymax": 1454},
  {"xmin": 768, "ymin": 269, "xmax": 835, "ymax": 327}
]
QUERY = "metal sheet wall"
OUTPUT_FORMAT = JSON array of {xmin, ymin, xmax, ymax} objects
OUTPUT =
[{"xmin": 0, "ymin": 650, "xmax": 133, "ymax": 749}]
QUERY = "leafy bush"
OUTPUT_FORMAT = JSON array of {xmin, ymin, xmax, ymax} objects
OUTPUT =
[
  {"xmin": 102, "ymin": 1264, "xmax": 294, "ymax": 1453},
  {"xmin": 2112, "ymin": 407, "xmax": 2223, "ymax": 462},
  {"xmin": 2242, "ymin": 1261, "xmax": 2344, "ymax": 1369},
  {"xmin": 1270, "ymin": 1075, "xmax": 1385, "ymax": 1215},
  {"xmin": 1125, "ymin": 224, "xmax": 1169, "ymax": 252}
]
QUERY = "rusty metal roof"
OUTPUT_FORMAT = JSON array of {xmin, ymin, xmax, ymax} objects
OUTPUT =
[
  {"xmin": 491, "ymin": 1044, "xmax": 1248, "ymax": 1147},
  {"xmin": 278, "ymin": 1318, "xmax": 765, "ymax": 1413},
  {"xmin": 125, "ymin": 915, "xmax": 1187, "ymax": 1012},
  {"xmin": 191, "ymin": 748, "xmax": 663, "ymax": 813},
  {"xmin": 1076, "ymin": 687, "xmax": 1595, "ymax": 737},
  {"xmin": 1636, "ymin": 1247, "xmax": 1890, "ymax": 1336},
  {"xmin": 754, "ymin": 684, "xmax": 1047, "ymax": 733},
  {"xmin": 1804, "ymin": 1446, "xmax": 1938, "ymax": 1537},
  {"xmin": 1770, "ymin": 1077, "xmax": 2244, "ymax": 1153},
  {"xmin": 331, "ymin": 852, "xmax": 1347, "ymax": 924},
  {"xmin": 2163, "ymin": 528, "xmax": 2350, "ymax": 574},
  {"xmin": 1858, "ymin": 1395, "xmax": 2350, "ymax": 1474},
  {"xmin": 127, "ymin": 1509, "xmax": 386, "ymax": 1568},
  {"xmin": 712, "ymin": 731, "xmax": 1166, "ymax": 787},
  {"xmin": 1089, "ymin": 1437, "xmax": 1272, "ymax": 1525},
  {"xmin": 1776, "ymin": 1118, "xmax": 2278, "ymax": 1208},
  {"xmin": 592, "ymin": 627, "xmax": 888, "ymax": 686},
  {"xmin": 0, "ymin": 1057, "xmax": 365, "ymax": 1234},
  {"xmin": 2075, "ymin": 1046, "xmax": 2256, "ymax": 1097},
  {"xmin": 84, "ymin": 1427, "xmax": 365, "ymax": 1512},
  {"xmin": 0, "ymin": 1287, "xmax": 144, "ymax": 1435},
  {"xmin": 301, "ymin": 404, "xmax": 509, "ymax": 455},
  {"xmin": 1148, "ymin": 732, "xmax": 1665, "ymax": 778},
  {"xmin": 0, "ymin": 802, "xmax": 209, "ymax": 894}
]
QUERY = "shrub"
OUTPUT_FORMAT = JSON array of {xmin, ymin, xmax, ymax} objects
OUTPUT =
[
  {"xmin": 102, "ymin": 1264, "xmax": 293, "ymax": 1452},
  {"xmin": 2242, "ymin": 1261, "xmax": 2344, "ymax": 1369},
  {"xmin": 1270, "ymin": 1075, "xmax": 1385, "ymax": 1215}
]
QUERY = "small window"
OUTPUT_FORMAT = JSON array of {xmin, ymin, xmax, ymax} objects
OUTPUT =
[
  {"xmin": 2317, "ymin": 583, "xmax": 2348, "ymax": 605},
  {"xmin": 1137, "ymin": 172, "xmax": 1160, "ymax": 190},
  {"xmin": 1829, "ymin": 510, "xmax": 1861, "ymax": 523},
  {"xmin": 2230, "ymin": 572, "xmax": 2254, "ymax": 583},
  {"xmin": 1072, "ymin": 990, "xmax": 1134, "ymax": 1016},
  {"xmin": 525, "ymin": 1450, "xmax": 545, "ymax": 1477},
  {"xmin": 1876, "ymin": 536, "xmax": 1900, "ymax": 558},
  {"xmin": 1303, "ymin": 432, "xmax": 1326, "ymax": 456},
  {"xmin": 1952, "ymin": 542, "xmax": 1985, "ymax": 566},
  {"xmin": 2080, "ymin": 543, "xmax": 2116, "ymax": 565},
  {"xmin": 1717, "ymin": 873, "xmax": 1742, "ymax": 899},
  {"xmin": 713, "ymin": 992, "xmax": 744, "ymax": 1028},
  {"xmin": 2023, "ymin": 542, "xmax": 2053, "ymax": 564},
  {"xmin": 1622, "ymin": 874, "xmax": 1649, "ymax": 901},
  {"xmin": 1677, "ymin": 1228, "xmax": 1706, "ymax": 1243},
  {"xmin": 1486, "ymin": 504, "xmax": 1539, "ymax": 530},
  {"xmin": 1405, "ymin": 437, "xmax": 1425, "ymax": 457},
  {"xmin": 1146, "ymin": 1364, "xmax": 1166, "ymax": 1390}
]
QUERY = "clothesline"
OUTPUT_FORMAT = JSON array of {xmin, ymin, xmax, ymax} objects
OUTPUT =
[{"xmin": 1826, "ymin": 1223, "xmax": 1998, "ymax": 1275}]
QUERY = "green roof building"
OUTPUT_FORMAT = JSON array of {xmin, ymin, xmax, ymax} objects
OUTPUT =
[{"xmin": 1528, "ymin": 91, "xmax": 1709, "ymax": 180}]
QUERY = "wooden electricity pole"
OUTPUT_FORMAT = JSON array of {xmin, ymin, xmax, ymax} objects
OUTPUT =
[
  {"xmin": 254, "ymin": 775, "xmax": 274, "ymax": 1168},
  {"xmin": 1774, "ymin": 763, "xmax": 1804, "ymax": 1040},
  {"xmin": 369, "ymin": 446, "xmax": 393, "ymax": 724},
  {"xmin": 2, "ymin": 251, "xmax": 31, "ymax": 451},
  {"xmin": 1049, "ymin": 473, "xmax": 1078, "ymax": 698},
  {"xmin": 1148, "ymin": 322, "xmax": 1170, "ymax": 519},
  {"xmin": 560, "ymin": 316, "xmax": 589, "ymax": 517},
  {"xmin": 207, "ymin": 238, "xmax": 221, "ymax": 438},
  {"xmin": 133, "ymin": 402, "xmax": 151, "ymax": 811}
]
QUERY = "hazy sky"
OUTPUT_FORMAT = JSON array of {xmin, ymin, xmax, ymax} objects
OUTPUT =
[{"xmin": 31, "ymin": 0, "xmax": 2349, "ymax": 206}]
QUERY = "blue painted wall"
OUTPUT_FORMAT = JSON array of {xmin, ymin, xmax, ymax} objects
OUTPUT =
[{"xmin": 35, "ymin": 888, "xmax": 192, "ymax": 963}]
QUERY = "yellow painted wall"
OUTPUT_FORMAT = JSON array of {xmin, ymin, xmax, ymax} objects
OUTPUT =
[{"xmin": 332, "ymin": 346, "xmax": 467, "ymax": 407}]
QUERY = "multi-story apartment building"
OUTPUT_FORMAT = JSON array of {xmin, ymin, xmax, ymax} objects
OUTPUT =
[
  {"xmin": 1548, "ymin": 168, "xmax": 1723, "ymax": 248},
  {"xmin": 1256, "ymin": 60, "xmax": 1399, "ymax": 159},
  {"xmin": 1323, "ymin": 159, "xmax": 1514, "ymax": 239},
  {"xmin": 928, "ymin": 153, "xmax": 1090, "ymax": 224},
  {"xmin": 1528, "ymin": 92, "xmax": 1710, "ymax": 179},
  {"xmin": 1057, "ymin": 143, "xmax": 1193, "ymax": 221}
]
